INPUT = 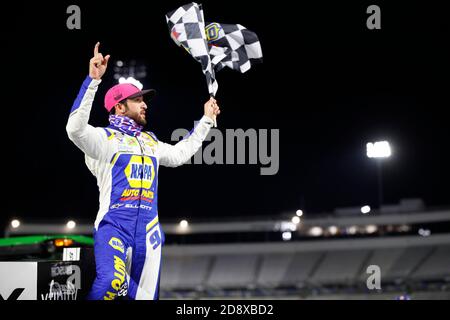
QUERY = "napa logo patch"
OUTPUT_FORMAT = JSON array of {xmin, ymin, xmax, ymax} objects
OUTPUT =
[
  {"xmin": 124, "ymin": 155, "xmax": 155, "ymax": 189},
  {"xmin": 108, "ymin": 237, "xmax": 125, "ymax": 254}
]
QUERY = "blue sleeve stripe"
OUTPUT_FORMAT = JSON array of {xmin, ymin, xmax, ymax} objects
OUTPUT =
[{"xmin": 70, "ymin": 76, "xmax": 93, "ymax": 113}]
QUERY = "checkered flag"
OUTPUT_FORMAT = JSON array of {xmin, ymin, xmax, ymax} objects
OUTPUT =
[
  {"xmin": 206, "ymin": 22, "xmax": 263, "ymax": 73},
  {"xmin": 166, "ymin": 2, "xmax": 263, "ymax": 120},
  {"xmin": 166, "ymin": 3, "xmax": 218, "ymax": 96}
]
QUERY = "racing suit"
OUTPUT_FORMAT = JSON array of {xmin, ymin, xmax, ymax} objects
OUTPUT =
[{"xmin": 66, "ymin": 76, "xmax": 213, "ymax": 299}]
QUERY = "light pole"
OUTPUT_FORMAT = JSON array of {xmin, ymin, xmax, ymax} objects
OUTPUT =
[{"xmin": 366, "ymin": 140, "xmax": 391, "ymax": 210}]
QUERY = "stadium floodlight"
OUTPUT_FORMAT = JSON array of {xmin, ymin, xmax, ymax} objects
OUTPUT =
[
  {"xmin": 179, "ymin": 220, "xmax": 189, "ymax": 228},
  {"xmin": 282, "ymin": 231, "xmax": 292, "ymax": 241},
  {"xmin": 309, "ymin": 226, "xmax": 323, "ymax": 237},
  {"xmin": 291, "ymin": 216, "xmax": 301, "ymax": 224},
  {"xmin": 361, "ymin": 205, "xmax": 371, "ymax": 214},
  {"xmin": 366, "ymin": 141, "xmax": 391, "ymax": 158},
  {"xmin": 296, "ymin": 209, "xmax": 303, "ymax": 217},
  {"xmin": 119, "ymin": 76, "xmax": 143, "ymax": 89},
  {"xmin": 66, "ymin": 220, "xmax": 76, "ymax": 229},
  {"xmin": 366, "ymin": 140, "xmax": 392, "ymax": 209},
  {"xmin": 11, "ymin": 219, "xmax": 20, "ymax": 229}
]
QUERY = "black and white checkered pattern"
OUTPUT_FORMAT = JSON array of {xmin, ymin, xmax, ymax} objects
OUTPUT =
[
  {"xmin": 206, "ymin": 23, "xmax": 263, "ymax": 73},
  {"xmin": 166, "ymin": 3, "xmax": 218, "ymax": 96},
  {"xmin": 166, "ymin": 3, "xmax": 263, "ymax": 97}
]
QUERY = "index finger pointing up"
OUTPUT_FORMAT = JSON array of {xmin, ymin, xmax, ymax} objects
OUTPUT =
[{"xmin": 94, "ymin": 42, "xmax": 100, "ymax": 56}]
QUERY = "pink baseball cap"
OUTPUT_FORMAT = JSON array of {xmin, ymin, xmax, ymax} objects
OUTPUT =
[{"xmin": 104, "ymin": 83, "xmax": 156, "ymax": 112}]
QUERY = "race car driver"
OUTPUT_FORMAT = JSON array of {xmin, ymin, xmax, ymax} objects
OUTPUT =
[{"xmin": 66, "ymin": 42, "xmax": 220, "ymax": 300}]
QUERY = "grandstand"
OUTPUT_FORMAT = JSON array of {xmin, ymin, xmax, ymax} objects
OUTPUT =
[
  {"xmin": 159, "ymin": 237, "xmax": 450, "ymax": 299},
  {"xmin": 157, "ymin": 203, "xmax": 450, "ymax": 299},
  {"xmin": 5, "ymin": 200, "xmax": 450, "ymax": 299}
]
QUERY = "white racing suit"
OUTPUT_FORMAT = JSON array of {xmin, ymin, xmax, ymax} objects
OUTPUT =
[{"xmin": 66, "ymin": 76, "xmax": 213, "ymax": 299}]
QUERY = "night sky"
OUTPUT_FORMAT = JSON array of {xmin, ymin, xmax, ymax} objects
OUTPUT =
[{"xmin": 2, "ymin": 1, "xmax": 449, "ymax": 230}]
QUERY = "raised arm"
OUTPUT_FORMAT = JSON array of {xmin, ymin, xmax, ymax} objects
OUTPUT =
[
  {"xmin": 159, "ymin": 98, "xmax": 220, "ymax": 167},
  {"xmin": 66, "ymin": 42, "xmax": 111, "ymax": 160}
]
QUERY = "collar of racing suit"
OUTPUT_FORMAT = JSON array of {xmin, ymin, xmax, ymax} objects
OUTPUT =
[{"xmin": 108, "ymin": 115, "xmax": 143, "ymax": 137}]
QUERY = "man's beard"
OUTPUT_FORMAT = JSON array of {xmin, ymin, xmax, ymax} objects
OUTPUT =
[
  {"xmin": 135, "ymin": 116, "xmax": 147, "ymax": 126},
  {"xmin": 128, "ymin": 112, "xmax": 147, "ymax": 126}
]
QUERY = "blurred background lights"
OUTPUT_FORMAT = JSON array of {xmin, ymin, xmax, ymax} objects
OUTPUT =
[
  {"xmin": 280, "ymin": 221, "xmax": 297, "ymax": 232},
  {"xmin": 398, "ymin": 225, "xmax": 411, "ymax": 232},
  {"xmin": 113, "ymin": 59, "xmax": 147, "ymax": 85},
  {"xmin": 366, "ymin": 141, "xmax": 392, "ymax": 158},
  {"xmin": 347, "ymin": 226, "xmax": 358, "ymax": 235},
  {"xmin": 361, "ymin": 205, "xmax": 371, "ymax": 214},
  {"xmin": 309, "ymin": 226, "xmax": 323, "ymax": 237},
  {"xmin": 66, "ymin": 220, "xmax": 76, "ymax": 229},
  {"xmin": 282, "ymin": 231, "xmax": 292, "ymax": 241},
  {"xmin": 291, "ymin": 216, "xmax": 301, "ymax": 224},
  {"xmin": 366, "ymin": 225, "xmax": 378, "ymax": 234},
  {"xmin": 11, "ymin": 219, "xmax": 20, "ymax": 229},
  {"xmin": 418, "ymin": 228, "xmax": 431, "ymax": 237},
  {"xmin": 328, "ymin": 225, "xmax": 338, "ymax": 235},
  {"xmin": 179, "ymin": 220, "xmax": 189, "ymax": 228}
]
